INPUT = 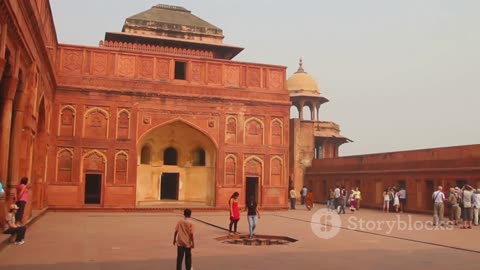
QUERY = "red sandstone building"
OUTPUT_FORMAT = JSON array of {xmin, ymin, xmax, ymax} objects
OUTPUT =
[
  {"xmin": 1, "ymin": 1, "xmax": 478, "ymax": 221},
  {"xmin": 1, "ymin": 2, "xmax": 298, "ymax": 215}
]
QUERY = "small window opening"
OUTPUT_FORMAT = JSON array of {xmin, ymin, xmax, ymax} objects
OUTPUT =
[{"xmin": 174, "ymin": 61, "xmax": 187, "ymax": 80}]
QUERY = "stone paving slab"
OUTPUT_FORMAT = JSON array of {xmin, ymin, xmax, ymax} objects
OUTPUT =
[{"xmin": 0, "ymin": 206, "xmax": 478, "ymax": 270}]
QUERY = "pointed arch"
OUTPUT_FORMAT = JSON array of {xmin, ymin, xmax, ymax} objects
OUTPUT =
[
  {"xmin": 244, "ymin": 117, "xmax": 264, "ymax": 145},
  {"xmin": 271, "ymin": 118, "xmax": 283, "ymax": 145},
  {"xmin": 116, "ymin": 108, "xmax": 131, "ymax": 139},
  {"xmin": 224, "ymin": 154, "xmax": 237, "ymax": 186},
  {"xmin": 114, "ymin": 151, "xmax": 128, "ymax": 184},
  {"xmin": 58, "ymin": 105, "xmax": 76, "ymax": 137},
  {"xmin": 83, "ymin": 107, "xmax": 109, "ymax": 138},
  {"xmin": 270, "ymin": 156, "xmax": 284, "ymax": 186},
  {"xmin": 56, "ymin": 148, "xmax": 73, "ymax": 182},
  {"xmin": 137, "ymin": 117, "xmax": 218, "ymax": 149}
]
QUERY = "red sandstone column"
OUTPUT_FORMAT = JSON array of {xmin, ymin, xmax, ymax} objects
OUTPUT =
[{"xmin": 0, "ymin": 77, "xmax": 18, "ymax": 191}]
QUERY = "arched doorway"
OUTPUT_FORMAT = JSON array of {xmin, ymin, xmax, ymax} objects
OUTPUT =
[{"xmin": 136, "ymin": 120, "xmax": 217, "ymax": 206}]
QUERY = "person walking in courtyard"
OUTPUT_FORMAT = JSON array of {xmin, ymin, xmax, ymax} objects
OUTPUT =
[
  {"xmin": 354, "ymin": 187, "xmax": 361, "ymax": 210},
  {"xmin": 432, "ymin": 186, "xmax": 445, "ymax": 226},
  {"xmin": 246, "ymin": 196, "xmax": 260, "ymax": 238},
  {"xmin": 383, "ymin": 189, "xmax": 390, "ymax": 212},
  {"xmin": 305, "ymin": 191, "xmax": 314, "ymax": 210},
  {"xmin": 393, "ymin": 191, "xmax": 400, "ymax": 212},
  {"xmin": 447, "ymin": 187, "xmax": 461, "ymax": 226},
  {"xmin": 15, "ymin": 177, "xmax": 29, "ymax": 225},
  {"xmin": 461, "ymin": 185, "xmax": 474, "ymax": 229},
  {"xmin": 289, "ymin": 187, "xmax": 297, "ymax": 210},
  {"xmin": 300, "ymin": 186, "xmax": 308, "ymax": 205},
  {"xmin": 338, "ymin": 186, "xmax": 347, "ymax": 214},
  {"xmin": 334, "ymin": 185, "xmax": 341, "ymax": 211},
  {"xmin": 3, "ymin": 204, "xmax": 27, "ymax": 245},
  {"xmin": 173, "ymin": 208, "xmax": 194, "ymax": 270},
  {"xmin": 228, "ymin": 192, "xmax": 240, "ymax": 235},
  {"xmin": 327, "ymin": 188, "xmax": 335, "ymax": 211},
  {"xmin": 472, "ymin": 188, "xmax": 480, "ymax": 226},
  {"xmin": 398, "ymin": 187, "xmax": 407, "ymax": 212}
]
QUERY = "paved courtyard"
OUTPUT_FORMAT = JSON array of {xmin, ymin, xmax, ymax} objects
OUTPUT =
[{"xmin": 0, "ymin": 206, "xmax": 479, "ymax": 270}]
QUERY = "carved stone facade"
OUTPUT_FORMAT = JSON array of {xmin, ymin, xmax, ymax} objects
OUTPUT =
[{"xmin": 0, "ymin": 3, "xmax": 290, "ymax": 210}]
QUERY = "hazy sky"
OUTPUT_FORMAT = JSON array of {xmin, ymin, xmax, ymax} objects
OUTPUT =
[{"xmin": 50, "ymin": 0, "xmax": 480, "ymax": 156}]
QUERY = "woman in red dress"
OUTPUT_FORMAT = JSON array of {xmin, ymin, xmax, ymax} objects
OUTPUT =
[{"xmin": 229, "ymin": 192, "xmax": 240, "ymax": 235}]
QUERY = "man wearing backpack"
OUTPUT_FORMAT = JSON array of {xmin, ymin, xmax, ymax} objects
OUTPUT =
[{"xmin": 447, "ymin": 187, "xmax": 460, "ymax": 225}]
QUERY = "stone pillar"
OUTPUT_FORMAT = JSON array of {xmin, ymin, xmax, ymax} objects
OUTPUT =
[
  {"xmin": 0, "ymin": 58, "xmax": 6, "ymax": 79},
  {"xmin": 0, "ymin": 77, "xmax": 18, "ymax": 190}
]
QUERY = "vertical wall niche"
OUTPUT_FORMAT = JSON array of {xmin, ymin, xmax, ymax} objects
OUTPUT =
[
  {"xmin": 84, "ymin": 108, "xmax": 109, "ymax": 139},
  {"xmin": 225, "ymin": 155, "xmax": 236, "ymax": 186},
  {"xmin": 225, "ymin": 116, "xmax": 237, "ymax": 144},
  {"xmin": 245, "ymin": 118, "xmax": 264, "ymax": 145},
  {"xmin": 114, "ymin": 151, "xmax": 128, "ymax": 184},
  {"xmin": 192, "ymin": 148, "xmax": 206, "ymax": 166},
  {"xmin": 270, "ymin": 157, "xmax": 283, "ymax": 186},
  {"xmin": 57, "ymin": 148, "xmax": 73, "ymax": 182},
  {"xmin": 116, "ymin": 109, "xmax": 130, "ymax": 139},
  {"xmin": 271, "ymin": 119, "xmax": 283, "ymax": 145},
  {"xmin": 59, "ymin": 105, "xmax": 76, "ymax": 137},
  {"xmin": 140, "ymin": 145, "xmax": 151, "ymax": 164}
]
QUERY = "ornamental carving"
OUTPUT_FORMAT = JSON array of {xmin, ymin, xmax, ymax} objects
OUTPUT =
[
  {"xmin": 115, "ymin": 152, "xmax": 128, "ymax": 184},
  {"xmin": 271, "ymin": 119, "xmax": 283, "ymax": 145},
  {"xmin": 59, "ymin": 106, "xmax": 75, "ymax": 137},
  {"xmin": 225, "ymin": 65, "xmax": 240, "ymax": 87},
  {"xmin": 270, "ymin": 157, "xmax": 283, "ymax": 186},
  {"xmin": 85, "ymin": 108, "xmax": 108, "ymax": 139},
  {"xmin": 225, "ymin": 155, "xmax": 236, "ymax": 186},
  {"xmin": 83, "ymin": 151, "xmax": 106, "ymax": 172},
  {"xmin": 117, "ymin": 109, "xmax": 130, "ymax": 139},
  {"xmin": 138, "ymin": 57, "xmax": 154, "ymax": 79},
  {"xmin": 245, "ymin": 158, "xmax": 262, "ymax": 176},
  {"xmin": 62, "ymin": 49, "xmax": 83, "ymax": 74},
  {"xmin": 191, "ymin": 62, "xmax": 205, "ymax": 83},
  {"xmin": 117, "ymin": 55, "xmax": 135, "ymax": 77},
  {"xmin": 57, "ymin": 148, "xmax": 73, "ymax": 182},
  {"xmin": 247, "ymin": 67, "xmax": 261, "ymax": 88},
  {"xmin": 245, "ymin": 118, "xmax": 263, "ymax": 145},
  {"xmin": 92, "ymin": 52, "xmax": 108, "ymax": 75},
  {"xmin": 207, "ymin": 64, "xmax": 222, "ymax": 85},
  {"xmin": 268, "ymin": 70, "xmax": 283, "ymax": 89},
  {"xmin": 156, "ymin": 58, "xmax": 170, "ymax": 80},
  {"xmin": 225, "ymin": 117, "xmax": 237, "ymax": 144}
]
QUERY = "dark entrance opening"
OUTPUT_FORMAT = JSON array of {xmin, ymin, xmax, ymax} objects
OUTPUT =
[
  {"xmin": 161, "ymin": 173, "xmax": 179, "ymax": 200},
  {"xmin": 246, "ymin": 177, "xmax": 259, "ymax": 204},
  {"xmin": 426, "ymin": 179, "xmax": 435, "ymax": 209},
  {"xmin": 85, "ymin": 174, "xmax": 102, "ymax": 204}
]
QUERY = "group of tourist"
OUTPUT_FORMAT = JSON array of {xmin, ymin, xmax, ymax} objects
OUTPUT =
[
  {"xmin": 289, "ymin": 186, "xmax": 314, "ymax": 210},
  {"xmin": 433, "ymin": 185, "xmax": 480, "ymax": 228},
  {"xmin": 2, "ymin": 176, "xmax": 29, "ymax": 246},
  {"xmin": 382, "ymin": 186, "xmax": 407, "ymax": 213},
  {"xmin": 326, "ymin": 185, "xmax": 361, "ymax": 213}
]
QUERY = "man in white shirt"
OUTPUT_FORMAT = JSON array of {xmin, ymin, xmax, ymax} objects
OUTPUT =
[
  {"xmin": 334, "ymin": 185, "xmax": 341, "ymax": 211},
  {"xmin": 432, "ymin": 186, "xmax": 446, "ymax": 226}
]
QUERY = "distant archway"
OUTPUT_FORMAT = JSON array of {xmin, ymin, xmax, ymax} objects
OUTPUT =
[{"xmin": 136, "ymin": 120, "xmax": 217, "ymax": 206}]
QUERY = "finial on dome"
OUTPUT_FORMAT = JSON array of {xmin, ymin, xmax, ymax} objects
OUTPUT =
[{"xmin": 297, "ymin": 57, "xmax": 305, "ymax": 73}]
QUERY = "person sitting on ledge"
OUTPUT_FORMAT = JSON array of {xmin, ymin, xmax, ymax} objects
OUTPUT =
[{"xmin": 3, "ymin": 204, "xmax": 27, "ymax": 245}]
